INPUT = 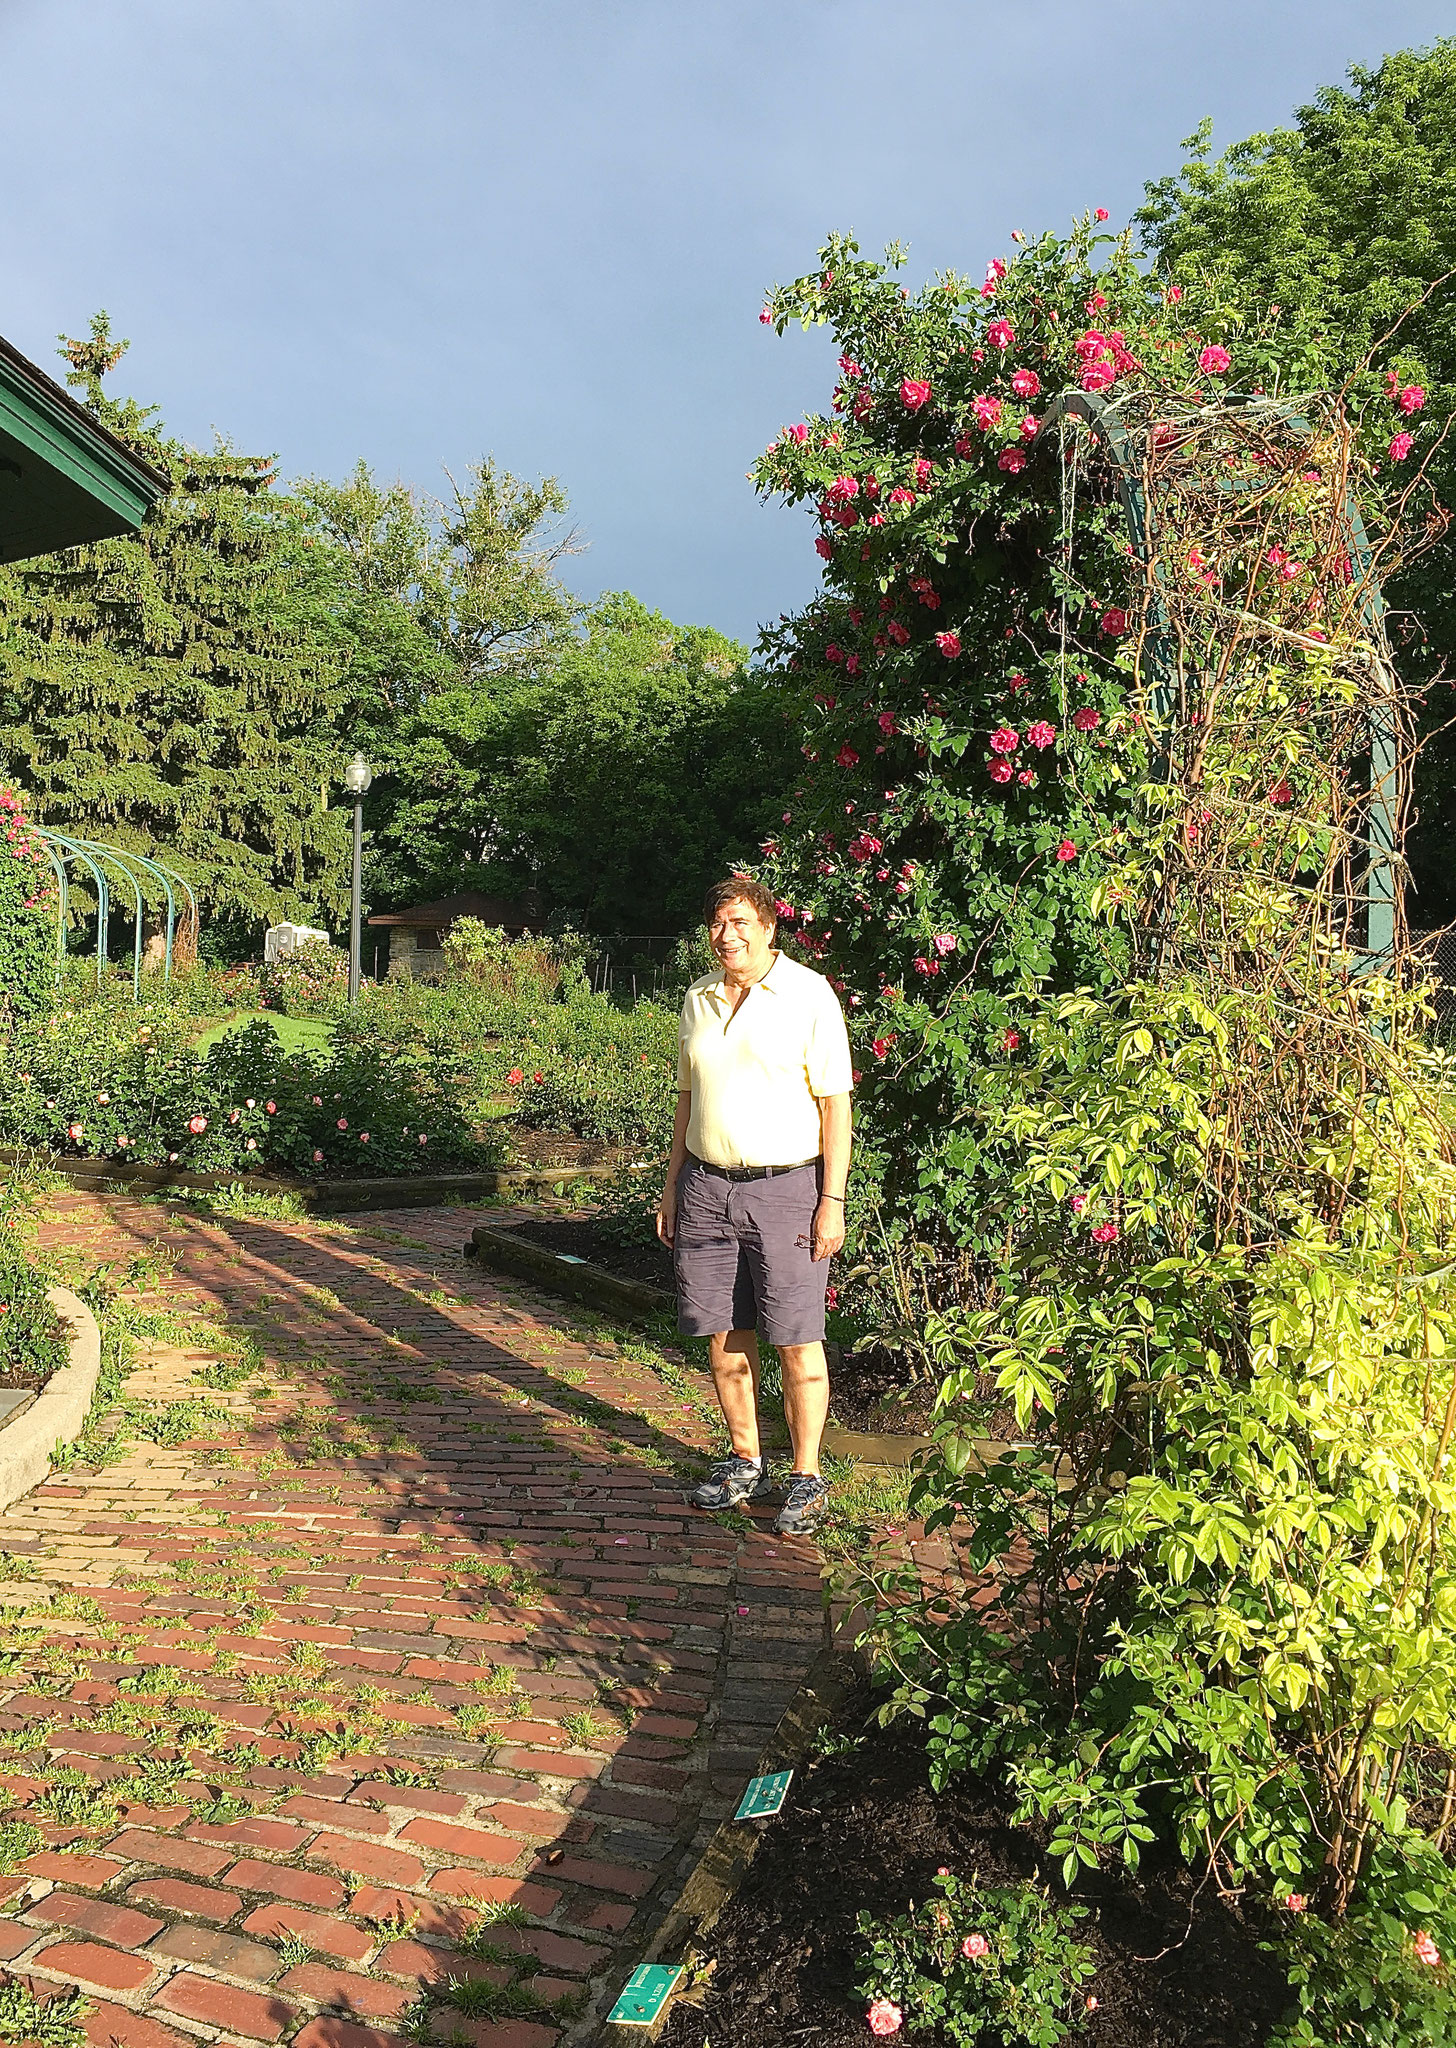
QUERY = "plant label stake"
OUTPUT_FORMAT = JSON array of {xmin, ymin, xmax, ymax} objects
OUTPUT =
[
  {"xmin": 736, "ymin": 1768, "xmax": 793, "ymax": 1820},
  {"xmin": 606, "ymin": 1964, "xmax": 682, "ymax": 2026}
]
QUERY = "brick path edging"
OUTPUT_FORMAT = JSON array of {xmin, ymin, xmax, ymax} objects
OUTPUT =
[{"xmin": 0, "ymin": 1286, "xmax": 102, "ymax": 1512}]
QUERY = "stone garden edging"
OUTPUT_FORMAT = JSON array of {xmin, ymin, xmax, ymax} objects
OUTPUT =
[
  {"xmin": 0, "ymin": 1286, "xmax": 102, "ymax": 1514},
  {"xmin": 0, "ymin": 1146, "xmax": 616, "ymax": 1212},
  {"xmin": 466, "ymin": 1218, "xmax": 678, "ymax": 1319}
]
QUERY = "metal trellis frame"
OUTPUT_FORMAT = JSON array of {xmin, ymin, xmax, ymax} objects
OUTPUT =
[
  {"xmin": 30, "ymin": 828, "xmax": 197, "ymax": 994},
  {"xmin": 1033, "ymin": 388, "xmax": 1399, "ymax": 970}
]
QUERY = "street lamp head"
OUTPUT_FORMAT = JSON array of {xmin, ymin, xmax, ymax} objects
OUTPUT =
[{"xmin": 342, "ymin": 752, "xmax": 373, "ymax": 796}]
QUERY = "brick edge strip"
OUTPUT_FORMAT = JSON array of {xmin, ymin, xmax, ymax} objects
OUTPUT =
[{"xmin": 0, "ymin": 1286, "xmax": 103, "ymax": 1513}]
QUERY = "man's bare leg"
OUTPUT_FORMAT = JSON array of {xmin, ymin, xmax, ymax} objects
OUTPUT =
[
  {"xmin": 708, "ymin": 1329, "xmax": 762, "ymax": 1460},
  {"xmin": 777, "ymin": 1341, "xmax": 830, "ymax": 1477}
]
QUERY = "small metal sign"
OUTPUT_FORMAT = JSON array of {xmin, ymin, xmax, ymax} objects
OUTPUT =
[
  {"xmin": 555, "ymin": 1253, "xmax": 588, "ymax": 1265},
  {"xmin": 607, "ymin": 1963, "xmax": 682, "ymax": 2026},
  {"xmin": 735, "ymin": 1768, "xmax": 793, "ymax": 1820}
]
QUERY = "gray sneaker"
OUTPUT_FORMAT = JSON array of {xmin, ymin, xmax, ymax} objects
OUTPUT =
[
  {"xmin": 690, "ymin": 1455, "xmax": 773, "ymax": 1512},
  {"xmin": 774, "ymin": 1472, "xmax": 831, "ymax": 1536}
]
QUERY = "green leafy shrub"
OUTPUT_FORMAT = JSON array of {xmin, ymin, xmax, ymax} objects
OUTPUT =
[
  {"xmin": 0, "ymin": 1199, "xmax": 67, "ymax": 1387},
  {"xmin": 0, "ymin": 789, "xmax": 57, "ymax": 1022},
  {"xmin": 855, "ymin": 1869, "xmax": 1096, "ymax": 2046},
  {"xmin": 258, "ymin": 935, "xmax": 348, "ymax": 1015}
]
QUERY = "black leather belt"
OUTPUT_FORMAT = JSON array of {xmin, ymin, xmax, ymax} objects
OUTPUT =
[{"xmin": 691, "ymin": 1155, "xmax": 819, "ymax": 1183}]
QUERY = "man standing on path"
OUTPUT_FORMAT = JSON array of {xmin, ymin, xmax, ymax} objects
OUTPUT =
[{"xmin": 657, "ymin": 878, "xmax": 853, "ymax": 1537}]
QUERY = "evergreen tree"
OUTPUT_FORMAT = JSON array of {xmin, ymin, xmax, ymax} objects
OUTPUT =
[{"xmin": 0, "ymin": 314, "xmax": 349, "ymax": 937}]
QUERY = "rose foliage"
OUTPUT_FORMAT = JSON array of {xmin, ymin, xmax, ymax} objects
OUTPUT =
[{"xmin": 753, "ymin": 222, "xmax": 1456, "ymax": 2040}]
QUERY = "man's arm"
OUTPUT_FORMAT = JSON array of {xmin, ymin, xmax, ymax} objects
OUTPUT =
[
  {"xmin": 812, "ymin": 1091, "xmax": 852, "ymax": 1262},
  {"xmin": 656, "ymin": 1090, "xmax": 692, "ymax": 1246}
]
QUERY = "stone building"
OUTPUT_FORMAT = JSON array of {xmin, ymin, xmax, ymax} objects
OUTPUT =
[{"xmin": 367, "ymin": 891, "xmax": 542, "ymax": 979}]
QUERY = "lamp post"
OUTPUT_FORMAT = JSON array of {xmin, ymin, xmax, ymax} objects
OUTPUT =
[{"xmin": 342, "ymin": 752, "xmax": 373, "ymax": 1005}]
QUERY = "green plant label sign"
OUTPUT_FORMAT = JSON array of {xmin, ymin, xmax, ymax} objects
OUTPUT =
[
  {"xmin": 606, "ymin": 1964, "xmax": 682, "ymax": 2026},
  {"xmin": 736, "ymin": 1769, "xmax": 793, "ymax": 1820}
]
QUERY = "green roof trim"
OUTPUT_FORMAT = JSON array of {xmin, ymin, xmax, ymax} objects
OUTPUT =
[{"xmin": 0, "ymin": 333, "xmax": 169, "ymax": 564}]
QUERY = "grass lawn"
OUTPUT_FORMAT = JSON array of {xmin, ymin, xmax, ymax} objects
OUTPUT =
[{"xmin": 190, "ymin": 1010, "xmax": 335, "ymax": 1057}]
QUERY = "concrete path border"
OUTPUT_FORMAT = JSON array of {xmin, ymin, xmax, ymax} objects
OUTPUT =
[{"xmin": 0, "ymin": 1285, "xmax": 101, "ymax": 1512}]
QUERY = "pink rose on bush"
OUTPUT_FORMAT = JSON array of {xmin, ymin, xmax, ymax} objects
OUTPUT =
[
  {"xmin": 1003, "ymin": 1028, "xmax": 1020, "ymax": 1050},
  {"xmin": 1091, "ymin": 1222, "xmax": 1119, "ymax": 1244},
  {"xmin": 989, "ymin": 726, "xmax": 1019, "ymax": 754},
  {"xmin": 1283, "ymin": 1894, "xmax": 1307, "ymax": 1913},
  {"xmin": 785, "ymin": 423, "xmax": 809, "ymax": 445},
  {"xmin": 972, "ymin": 394, "xmax": 1002, "ymax": 431},
  {"xmin": 961, "ymin": 1933, "xmax": 990, "ymax": 1959},
  {"xmin": 826, "ymin": 476, "xmax": 858, "ymax": 502},
  {"xmin": 1389, "ymin": 431, "xmax": 1414, "ymax": 462},
  {"xmin": 936, "ymin": 631, "xmax": 962, "ymax": 657},
  {"xmin": 815, "ymin": 536, "xmax": 834, "ymax": 560},
  {"xmin": 878, "ymin": 711, "xmax": 898, "ymax": 735},
  {"xmin": 1094, "ymin": 206, "xmax": 1109, "ymax": 221},
  {"xmin": 1398, "ymin": 384, "xmax": 1425, "ymax": 415},
  {"xmin": 867, "ymin": 1999, "xmax": 903, "ymax": 2037},
  {"xmin": 1100, "ymin": 607, "xmax": 1128, "ymax": 636},
  {"xmin": 1198, "ymin": 344, "xmax": 1231, "ymax": 375},
  {"xmin": 1056, "ymin": 839, "xmax": 1078, "ymax": 861},
  {"xmin": 313, "ymin": 1148, "xmax": 324, "ymax": 1163},
  {"xmin": 1080, "ymin": 361, "xmax": 1116, "ymax": 393},
  {"xmin": 889, "ymin": 487, "xmax": 916, "ymax": 508},
  {"xmin": 188, "ymin": 1115, "xmax": 208, "ymax": 1134},
  {"xmin": 67, "ymin": 1122, "xmax": 83, "ymax": 1141},
  {"xmin": 1026, "ymin": 719, "xmax": 1056, "ymax": 749},
  {"xmin": 1070, "ymin": 1193, "xmax": 1088, "ymax": 1214},
  {"xmin": 988, "ymin": 759, "xmax": 1013, "ymax": 783},
  {"xmin": 1414, "ymin": 1931, "xmax": 1441, "ymax": 1968},
  {"xmin": 998, "ymin": 448, "xmax": 1027, "ymax": 473},
  {"xmin": 887, "ymin": 620, "xmax": 910, "ymax": 646},
  {"xmin": 836, "ymin": 745, "xmax": 860, "ymax": 768},
  {"xmin": 1270, "ymin": 780, "xmax": 1293, "ymax": 805},
  {"xmin": 1011, "ymin": 368, "xmax": 1040, "ymax": 399},
  {"xmin": 1072, "ymin": 707, "xmax": 1100, "ymax": 732},
  {"xmin": 986, "ymin": 318, "xmax": 1014, "ymax": 350},
  {"xmin": 900, "ymin": 379, "xmax": 932, "ymax": 411},
  {"xmin": 933, "ymin": 932, "xmax": 958, "ymax": 956}
]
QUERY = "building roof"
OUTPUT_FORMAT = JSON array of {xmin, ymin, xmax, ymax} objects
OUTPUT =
[
  {"xmin": 367, "ymin": 890, "xmax": 542, "ymax": 930},
  {"xmin": 0, "ymin": 333, "xmax": 170, "ymax": 565}
]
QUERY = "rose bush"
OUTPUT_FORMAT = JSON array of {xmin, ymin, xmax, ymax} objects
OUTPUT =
[
  {"xmin": 753, "ymin": 221, "xmax": 1456, "ymax": 2041},
  {"xmin": 0, "ymin": 789, "xmax": 56, "ymax": 1022}
]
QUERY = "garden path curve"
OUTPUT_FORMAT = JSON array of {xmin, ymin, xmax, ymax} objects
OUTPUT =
[{"xmin": 0, "ymin": 1194, "xmax": 827, "ymax": 2048}]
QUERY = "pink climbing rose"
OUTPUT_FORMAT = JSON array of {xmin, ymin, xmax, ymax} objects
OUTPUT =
[
  {"xmin": 1026, "ymin": 720, "xmax": 1057, "ymax": 749},
  {"xmin": 1094, "ymin": 207, "xmax": 1109, "ymax": 221},
  {"xmin": 933, "ymin": 932, "xmax": 958, "ymax": 956},
  {"xmin": 998, "ymin": 448, "xmax": 1027, "ymax": 473},
  {"xmin": 962, "ymin": 1933, "xmax": 991, "ymax": 1959},
  {"xmin": 786, "ymin": 423, "xmax": 809, "ymax": 443},
  {"xmin": 936, "ymin": 631, "xmax": 962, "ymax": 657},
  {"xmin": 1056, "ymin": 839, "xmax": 1078, "ymax": 861},
  {"xmin": 990, "ymin": 726, "xmax": 1019, "ymax": 754},
  {"xmin": 1011, "ymin": 368, "xmax": 1040, "ymax": 398},
  {"xmin": 1072, "ymin": 707, "xmax": 1100, "ymax": 732},
  {"xmin": 1390, "ymin": 431, "xmax": 1414, "ymax": 462},
  {"xmin": 868, "ymin": 1999, "xmax": 903, "ymax": 2037},
  {"xmin": 826, "ymin": 476, "xmax": 858, "ymax": 502},
  {"xmin": 988, "ymin": 759, "xmax": 1013, "ymax": 783},
  {"xmin": 972, "ymin": 394, "xmax": 1003, "ymax": 430},
  {"xmin": 1091, "ymin": 1222, "xmax": 1119, "ymax": 1244},
  {"xmin": 188, "ymin": 1115, "xmax": 208, "ymax": 1134},
  {"xmin": 1398, "ymin": 384, "xmax": 1426, "ymax": 415},
  {"xmin": 1414, "ymin": 1931, "xmax": 1441, "ymax": 1968},
  {"xmin": 1081, "ymin": 361, "xmax": 1116, "ymax": 393},
  {"xmin": 900, "ymin": 379, "xmax": 932, "ymax": 411},
  {"xmin": 1101, "ymin": 607, "xmax": 1128, "ymax": 635},
  {"xmin": 986, "ymin": 318, "xmax": 1015, "ymax": 349},
  {"xmin": 1199, "ymin": 344, "xmax": 1232, "ymax": 374}
]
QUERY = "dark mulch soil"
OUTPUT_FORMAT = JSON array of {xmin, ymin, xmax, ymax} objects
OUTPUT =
[
  {"xmin": 829, "ymin": 1342, "xmax": 941, "ymax": 1434},
  {"xmin": 509, "ymin": 1214, "xmax": 674, "ymax": 1289},
  {"xmin": 661, "ymin": 1698, "xmax": 1290, "ymax": 2048},
  {"xmin": 505, "ymin": 1128, "xmax": 623, "ymax": 1168}
]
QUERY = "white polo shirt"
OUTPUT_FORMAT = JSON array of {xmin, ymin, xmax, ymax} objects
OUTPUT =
[{"xmin": 676, "ymin": 952, "xmax": 854, "ymax": 1170}]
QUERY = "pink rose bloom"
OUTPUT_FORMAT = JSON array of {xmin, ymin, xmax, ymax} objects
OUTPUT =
[
  {"xmin": 962, "ymin": 1933, "xmax": 990, "ymax": 1959},
  {"xmin": 973, "ymin": 394, "xmax": 1002, "ymax": 430},
  {"xmin": 933, "ymin": 933, "xmax": 958, "ymax": 956},
  {"xmin": 839, "ymin": 355, "xmax": 862, "ymax": 378},
  {"xmin": 359, "ymin": 1132, "xmax": 370, "ymax": 1144},
  {"xmin": 825, "ymin": 643, "xmax": 845, "ymax": 665},
  {"xmin": 999, "ymin": 448, "xmax": 1027, "ymax": 473},
  {"xmin": 867, "ymin": 1999, "xmax": 903, "ymax": 2037},
  {"xmin": 989, "ymin": 726, "xmax": 1019, "ymax": 754},
  {"xmin": 1056, "ymin": 839, "xmax": 1078, "ymax": 861},
  {"xmin": 1167, "ymin": 284, "xmax": 1183, "ymax": 302},
  {"xmin": 337, "ymin": 1117, "xmax": 348, "ymax": 1129},
  {"xmin": 1094, "ymin": 207, "xmax": 1109, "ymax": 221},
  {"xmin": 1091, "ymin": 1222, "xmax": 1119, "ymax": 1244},
  {"xmin": 815, "ymin": 536, "xmax": 834, "ymax": 561},
  {"xmin": 188, "ymin": 1115, "xmax": 208, "ymax": 1134},
  {"xmin": 836, "ymin": 745, "xmax": 860, "ymax": 768},
  {"xmin": 872, "ymin": 1038, "xmax": 894, "ymax": 1060},
  {"xmin": 878, "ymin": 711, "xmax": 898, "ymax": 734},
  {"xmin": 1283, "ymin": 1894, "xmax": 1307, "ymax": 1913},
  {"xmin": 954, "ymin": 432, "xmax": 973, "ymax": 458},
  {"xmin": 312, "ymin": 1095, "xmax": 323, "ymax": 1106},
  {"xmin": 67, "ymin": 1122, "xmax": 83, "ymax": 1141},
  {"xmin": 1009, "ymin": 673, "xmax": 1028, "ymax": 692},
  {"xmin": 936, "ymin": 631, "xmax": 962, "ymax": 658},
  {"xmin": 775, "ymin": 899, "xmax": 795, "ymax": 918},
  {"xmin": 889, "ymin": 487, "xmax": 916, "ymax": 507},
  {"xmin": 1072, "ymin": 707, "xmax": 1100, "ymax": 732},
  {"xmin": 988, "ymin": 759, "xmax": 1013, "ymax": 783},
  {"xmin": 1081, "ymin": 361, "xmax": 1116, "ymax": 393},
  {"xmin": 1414, "ymin": 1931, "xmax": 1441, "ymax": 1968},
  {"xmin": 313, "ymin": 1148, "xmax": 324, "ymax": 1163},
  {"xmin": 1398, "ymin": 384, "xmax": 1426, "ymax": 415},
  {"xmin": 419, "ymin": 1134, "xmax": 428, "ymax": 1145},
  {"xmin": 760, "ymin": 306, "xmax": 773, "ymax": 324},
  {"xmin": 1270, "ymin": 779, "xmax": 1293, "ymax": 805},
  {"xmin": 987, "ymin": 318, "xmax": 1015, "ymax": 350},
  {"xmin": 914, "ymin": 458, "xmax": 933, "ymax": 485},
  {"xmin": 1018, "ymin": 769, "xmax": 1034, "ymax": 785},
  {"xmin": 826, "ymin": 476, "xmax": 858, "ymax": 503},
  {"xmin": 846, "ymin": 655, "xmax": 862, "ymax": 677},
  {"xmin": 913, "ymin": 956, "xmax": 937, "ymax": 976},
  {"xmin": 1198, "ymin": 344, "xmax": 1232, "ymax": 374},
  {"xmin": 1003, "ymin": 1028, "xmax": 1020, "ymax": 1050},
  {"xmin": 1011, "ymin": 368, "xmax": 1040, "ymax": 398},
  {"xmin": 786, "ymin": 423, "xmax": 809, "ymax": 444},
  {"xmin": 1390, "ymin": 431, "xmax": 1414, "ymax": 461},
  {"xmin": 986, "ymin": 258, "xmax": 1006, "ymax": 284},
  {"xmin": 887, "ymin": 620, "xmax": 911, "ymax": 646},
  {"xmin": 1026, "ymin": 720, "xmax": 1056, "ymax": 749},
  {"xmin": 1100, "ymin": 608, "xmax": 1128, "ymax": 635},
  {"xmin": 265, "ymin": 1100, "xmax": 276, "ymax": 1114},
  {"xmin": 900, "ymin": 379, "xmax": 932, "ymax": 411},
  {"xmin": 1070, "ymin": 1193, "xmax": 1088, "ymax": 1214}
]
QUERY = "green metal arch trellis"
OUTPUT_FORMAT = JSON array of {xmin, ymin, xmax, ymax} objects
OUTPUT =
[
  {"xmin": 32, "ymin": 828, "xmax": 198, "ymax": 996},
  {"xmin": 1032, "ymin": 388, "xmax": 1399, "ymax": 971}
]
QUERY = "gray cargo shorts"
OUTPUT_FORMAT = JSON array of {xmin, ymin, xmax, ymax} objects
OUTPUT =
[{"xmin": 673, "ymin": 1156, "xmax": 828, "ymax": 1346}]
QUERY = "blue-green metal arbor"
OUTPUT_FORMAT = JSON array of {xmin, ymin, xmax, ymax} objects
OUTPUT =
[
  {"xmin": 32, "ymin": 829, "xmax": 198, "ymax": 996},
  {"xmin": 1033, "ymin": 387, "xmax": 1400, "ymax": 971}
]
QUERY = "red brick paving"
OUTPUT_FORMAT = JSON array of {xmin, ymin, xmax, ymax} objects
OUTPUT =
[{"xmin": 0, "ymin": 1194, "xmax": 828, "ymax": 2044}]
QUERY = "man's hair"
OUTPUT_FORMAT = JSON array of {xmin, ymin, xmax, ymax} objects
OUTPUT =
[{"xmin": 703, "ymin": 875, "xmax": 778, "ymax": 928}]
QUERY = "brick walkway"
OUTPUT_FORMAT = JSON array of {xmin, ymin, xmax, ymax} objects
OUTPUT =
[{"xmin": 0, "ymin": 1194, "xmax": 828, "ymax": 2048}]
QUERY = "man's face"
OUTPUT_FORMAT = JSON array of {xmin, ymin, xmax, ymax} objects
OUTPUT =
[{"xmin": 708, "ymin": 898, "xmax": 775, "ymax": 978}]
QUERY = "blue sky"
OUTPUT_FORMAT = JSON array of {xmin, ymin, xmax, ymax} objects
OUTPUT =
[{"xmin": 0, "ymin": 0, "xmax": 1450, "ymax": 645}]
